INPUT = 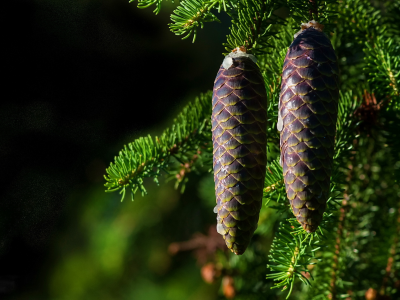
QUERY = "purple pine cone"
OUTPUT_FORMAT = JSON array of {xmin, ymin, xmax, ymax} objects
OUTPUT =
[
  {"xmin": 212, "ymin": 51, "xmax": 267, "ymax": 255},
  {"xmin": 278, "ymin": 26, "xmax": 339, "ymax": 232}
]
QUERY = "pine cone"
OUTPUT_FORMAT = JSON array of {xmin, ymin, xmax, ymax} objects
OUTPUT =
[
  {"xmin": 212, "ymin": 49, "xmax": 267, "ymax": 255},
  {"xmin": 278, "ymin": 24, "xmax": 339, "ymax": 232}
]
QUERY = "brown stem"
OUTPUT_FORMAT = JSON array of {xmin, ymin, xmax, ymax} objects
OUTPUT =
[
  {"xmin": 264, "ymin": 180, "xmax": 284, "ymax": 193},
  {"xmin": 328, "ymin": 139, "xmax": 358, "ymax": 299},
  {"xmin": 247, "ymin": 3, "xmax": 264, "ymax": 51},
  {"xmin": 328, "ymin": 198, "xmax": 348, "ymax": 300},
  {"xmin": 309, "ymin": 0, "xmax": 318, "ymax": 19},
  {"xmin": 380, "ymin": 206, "xmax": 400, "ymax": 296},
  {"xmin": 168, "ymin": 226, "xmax": 227, "ymax": 265},
  {"xmin": 175, "ymin": 152, "xmax": 200, "ymax": 182},
  {"xmin": 117, "ymin": 128, "xmax": 203, "ymax": 186}
]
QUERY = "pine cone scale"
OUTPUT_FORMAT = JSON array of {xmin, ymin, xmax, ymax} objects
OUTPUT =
[
  {"xmin": 279, "ymin": 27, "xmax": 339, "ymax": 232},
  {"xmin": 212, "ymin": 54, "xmax": 267, "ymax": 255}
]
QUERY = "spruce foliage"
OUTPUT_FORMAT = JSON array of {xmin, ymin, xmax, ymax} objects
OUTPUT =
[{"xmin": 105, "ymin": 0, "xmax": 400, "ymax": 298}]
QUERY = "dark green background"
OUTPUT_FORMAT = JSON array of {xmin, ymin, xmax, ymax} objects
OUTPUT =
[{"xmin": 1, "ymin": 0, "xmax": 231, "ymax": 298}]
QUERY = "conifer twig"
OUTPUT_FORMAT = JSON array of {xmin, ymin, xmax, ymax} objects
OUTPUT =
[
  {"xmin": 328, "ymin": 198, "xmax": 348, "ymax": 300},
  {"xmin": 223, "ymin": 0, "xmax": 283, "ymax": 55},
  {"xmin": 104, "ymin": 92, "xmax": 212, "ymax": 200},
  {"xmin": 169, "ymin": 0, "xmax": 222, "ymax": 42},
  {"xmin": 380, "ymin": 206, "xmax": 400, "ymax": 296},
  {"xmin": 364, "ymin": 36, "xmax": 400, "ymax": 103}
]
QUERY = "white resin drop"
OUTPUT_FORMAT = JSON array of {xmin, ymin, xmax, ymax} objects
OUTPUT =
[
  {"xmin": 277, "ymin": 113, "xmax": 283, "ymax": 132},
  {"xmin": 213, "ymin": 204, "xmax": 219, "ymax": 213},
  {"xmin": 216, "ymin": 223, "xmax": 227, "ymax": 235},
  {"xmin": 222, "ymin": 47, "xmax": 258, "ymax": 69},
  {"xmin": 222, "ymin": 57, "xmax": 233, "ymax": 69}
]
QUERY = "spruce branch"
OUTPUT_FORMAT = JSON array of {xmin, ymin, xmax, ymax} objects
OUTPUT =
[
  {"xmin": 327, "ymin": 0, "xmax": 382, "ymax": 93},
  {"xmin": 266, "ymin": 169, "xmax": 346, "ymax": 298},
  {"xmin": 326, "ymin": 135, "xmax": 357, "ymax": 300},
  {"xmin": 363, "ymin": 36, "xmax": 400, "ymax": 106},
  {"xmin": 266, "ymin": 91, "xmax": 361, "ymax": 297},
  {"xmin": 314, "ymin": 93, "xmax": 400, "ymax": 300},
  {"xmin": 223, "ymin": 0, "xmax": 284, "ymax": 55},
  {"xmin": 104, "ymin": 92, "xmax": 212, "ymax": 201},
  {"xmin": 338, "ymin": 0, "xmax": 382, "ymax": 39},
  {"xmin": 302, "ymin": 172, "xmax": 352, "ymax": 300},
  {"xmin": 376, "ymin": 0, "xmax": 400, "ymax": 40},
  {"xmin": 263, "ymin": 159, "xmax": 286, "ymax": 209},
  {"xmin": 169, "ymin": 0, "xmax": 223, "ymax": 42},
  {"xmin": 260, "ymin": 29, "xmax": 290, "ymax": 141},
  {"xmin": 130, "ymin": 0, "xmax": 172, "ymax": 14},
  {"xmin": 266, "ymin": 222, "xmax": 317, "ymax": 299},
  {"xmin": 328, "ymin": 198, "xmax": 348, "ymax": 300},
  {"xmin": 284, "ymin": 0, "xmax": 338, "ymax": 32},
  {"xmin": 379, "ymin": 109, "xmax": 400, "ymax": 297},
  {"xmin": 338, "ymin": 0, "xmax": 384, "ymax": 44},
  {"xmin": 380, "ymin": 206, "xmax": 400, "ymax": 297},
  {"xmin": 334, "ymin": 91, "xmax": 361, "ymax": 162}
]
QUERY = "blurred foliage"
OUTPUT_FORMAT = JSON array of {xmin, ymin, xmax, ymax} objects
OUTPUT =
[{"xmin": 11, "ymin": 176, "xmax": 223, "ymax": 300}]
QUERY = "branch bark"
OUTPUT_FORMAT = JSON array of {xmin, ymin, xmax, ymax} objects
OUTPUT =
[{"xmin": 309, "ymin": 0, "xmax": 318, "ymax": 19}]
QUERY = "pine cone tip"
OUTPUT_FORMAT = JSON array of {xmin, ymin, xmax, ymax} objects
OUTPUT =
[
  {"xmin": 294, "ymin": 20, "xmax": 324, "ymax": 38},
  {"xmin": 222, "ymin": 47, "xmax": 257, "ymax": 70}
]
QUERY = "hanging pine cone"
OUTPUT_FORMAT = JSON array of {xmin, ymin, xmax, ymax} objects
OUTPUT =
[
  {"xmin": 212, "ymin": 47, "xmax": 267, "ymax": 255},
  {"xmin": 278, "ymin": 21, "xmax": 339, "ymax": 232}
]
